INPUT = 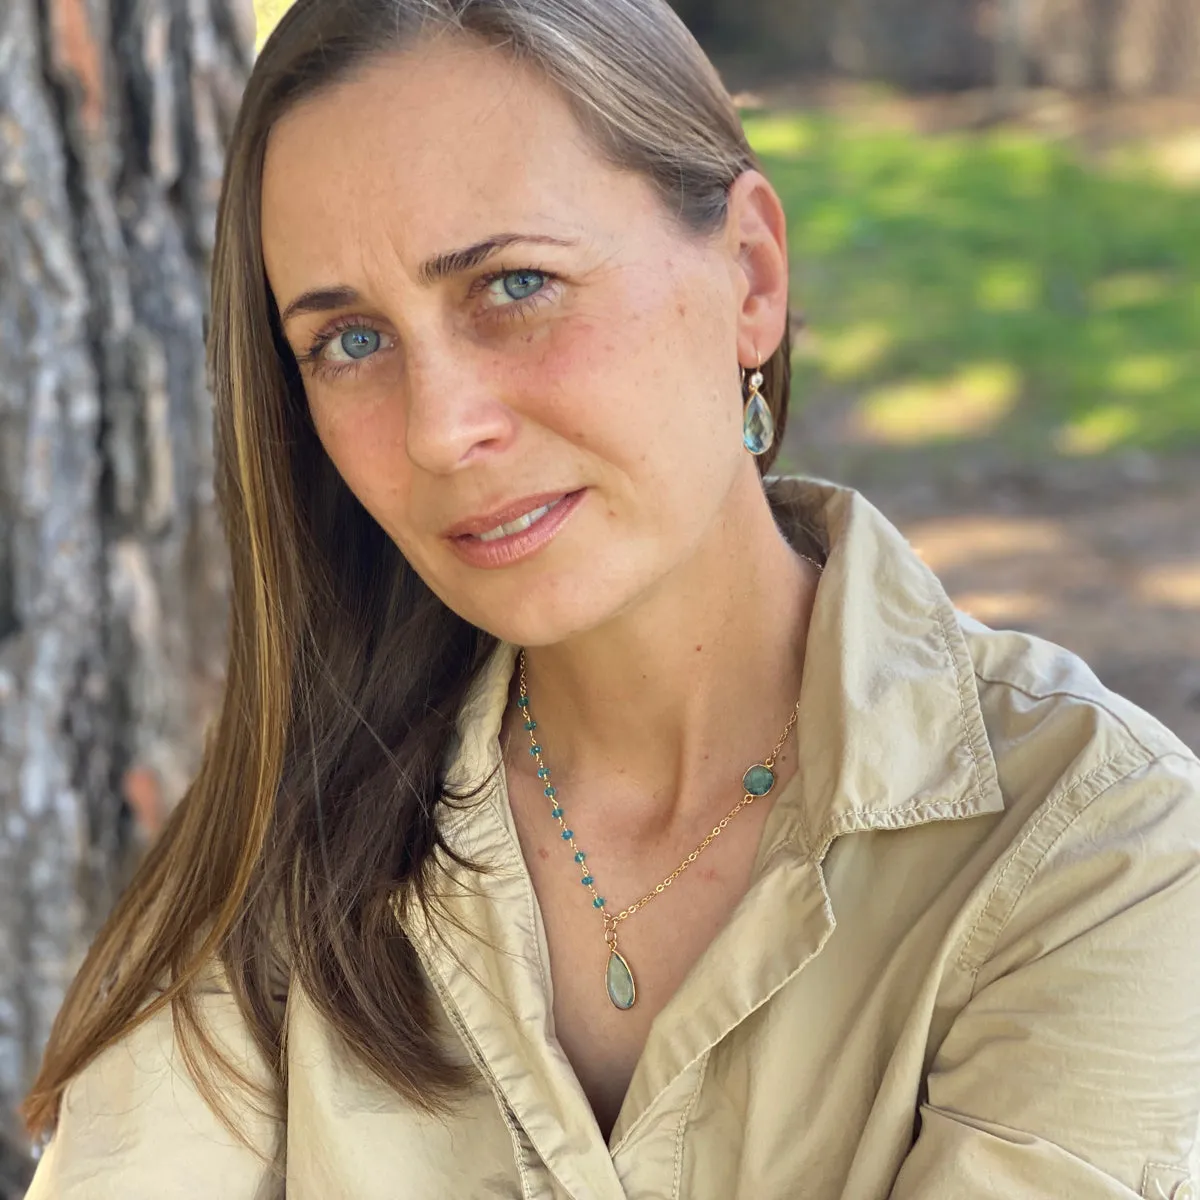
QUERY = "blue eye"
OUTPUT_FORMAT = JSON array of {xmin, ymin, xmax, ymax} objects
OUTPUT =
[
  {"xmin": 306, "ymin": 323, "xmax": 394, "ymax": 373},
  {"xmin": 506, "ymin": 270, "xmax": 545, "ymax": 299},
  {"xmin": 485, "ymin": 270, "xmax": 547, "ymax": 306},
  {"xmin": 335, "ymin": 328, "xmax": 380, "ymax": 360}
]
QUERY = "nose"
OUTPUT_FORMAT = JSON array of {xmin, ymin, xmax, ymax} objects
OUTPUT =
[{"xmin": 404, "ymin": 343, "xmax": 518, "ymax": 475}]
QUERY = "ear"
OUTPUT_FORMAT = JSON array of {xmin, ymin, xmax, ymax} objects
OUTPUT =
[{"xmin": 723, "ymin": 170, "xmax": 790, "ymax": 369}]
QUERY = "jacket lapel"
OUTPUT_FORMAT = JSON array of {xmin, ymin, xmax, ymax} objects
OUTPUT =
[{"xmin": 402, "ymin": 647, "xmax": 628, "ymax": 1200}]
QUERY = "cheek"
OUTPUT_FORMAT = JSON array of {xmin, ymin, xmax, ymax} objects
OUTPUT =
[
  {"xmin": 309, "ymin": 393, "xmax": 413, "ymax": 512},
  {"xmin": 550, "ymin": 279, "xmax": 734, "ymax": 469},
  {"xmin": 530, "ymin": 279, "xmax": 714, "ymax": 448}
]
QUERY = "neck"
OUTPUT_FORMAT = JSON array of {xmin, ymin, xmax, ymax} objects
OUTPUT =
[{"xmin": 506, "ymin": 472, "xmax": 820, "ymax": 828}]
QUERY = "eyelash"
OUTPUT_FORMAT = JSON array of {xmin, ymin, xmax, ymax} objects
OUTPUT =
[{"xmin": 296, "ymin": 267, "xmax": 562, "ymax": 381}]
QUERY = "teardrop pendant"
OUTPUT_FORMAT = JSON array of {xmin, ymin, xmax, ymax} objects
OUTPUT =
[
  {"xmin": 742, "ymin": 389, "xmax": 775, "ymax": 456},
  {"xmin": 605, "ymin": 948, "xmax": 637, "ymax": 1010}
]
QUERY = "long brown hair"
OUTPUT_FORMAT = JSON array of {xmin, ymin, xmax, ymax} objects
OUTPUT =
[{"xmin": 25, "ymin": 0, "xmax": 793, "ymax": 1140}]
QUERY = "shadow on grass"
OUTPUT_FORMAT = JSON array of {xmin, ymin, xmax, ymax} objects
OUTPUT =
[{"xmin": 745, "ymin": 110, "xmax": 1200, "ymax": 460}]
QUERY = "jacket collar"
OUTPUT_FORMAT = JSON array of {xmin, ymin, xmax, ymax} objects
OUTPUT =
[{"xmin": 763, "ymin": 476, "xmax": 1004, "ymax": 860}]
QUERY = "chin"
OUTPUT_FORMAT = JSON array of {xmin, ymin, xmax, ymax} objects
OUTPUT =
[
  {"xmin": 466, "ymin": 597, "xmax": 620, "ymax": 649},
  {"xmin": 450, "ymin": 567, "xmax": 643, "ymax": 649}
]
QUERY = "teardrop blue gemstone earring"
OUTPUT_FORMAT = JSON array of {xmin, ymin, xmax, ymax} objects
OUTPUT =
[{"xmin": 742, "ymin": 361, "xmax": 775, "ymax": 456}]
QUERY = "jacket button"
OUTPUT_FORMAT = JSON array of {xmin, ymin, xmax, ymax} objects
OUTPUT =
[{"xmin": 1173, "ymin": 1182, "xmax": 1195, "ymax": 1200}]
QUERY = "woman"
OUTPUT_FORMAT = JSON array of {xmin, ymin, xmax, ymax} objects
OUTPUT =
[{"xmin": 23, "ymin": 0, "xmax": 1200, "ymax": 1196}]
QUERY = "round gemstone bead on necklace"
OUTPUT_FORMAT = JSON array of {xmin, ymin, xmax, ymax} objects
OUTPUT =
[{"xmin": 742, "ymin": 764, "xmax": 776, "ymax": 796}]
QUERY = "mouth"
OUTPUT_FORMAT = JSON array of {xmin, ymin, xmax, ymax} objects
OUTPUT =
[
  {"xmin": 445, "ymin": 489, "xmax": 584, "ymax": 542},
  {"xmin": 444, "ymin": 488, "xmax": 587, "ymax": 568},
  {"xmin": 472, "ymin": 496, "xmax": 566, "ymax": 542}
]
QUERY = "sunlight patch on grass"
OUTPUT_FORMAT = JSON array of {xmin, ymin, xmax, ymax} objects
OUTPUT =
[
  {"xmin": 977, "ymin": 261, "xmax": 1040, "ymax": 312},
  {"xmin": 855, "ymin": 362, "xmax": 1021, "ymax": 446},
  {"xmin": 1152, "ymin": 133, "xmax": 1200, "ymax": 186},
  {"xmin": 741, "ymin": 113, "xmax": 816, "ymax": 158},
  {"xmin": 815, "ymin": 322, "xmax": 895, "ymax": 382},
  {"xmin": 1054, "ymin": 405, "xmax": 1141, "ymax": 455},
  {"xmin": 1109, "ymin": 354, "xmax": 1184, "ymax": 394}
]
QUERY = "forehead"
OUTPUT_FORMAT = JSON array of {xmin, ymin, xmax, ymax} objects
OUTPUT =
[{"xmin": 261, "ymin": 38, "xmax": 659, "ymax": 274}]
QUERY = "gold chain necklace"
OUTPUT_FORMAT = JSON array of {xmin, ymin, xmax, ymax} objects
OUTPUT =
[{"xmin": 514, "ymin": 554, "xmax": 822, "ymax": 1012}]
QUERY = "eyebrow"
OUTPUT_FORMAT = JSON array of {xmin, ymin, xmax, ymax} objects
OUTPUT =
[
  {"xmin": 278, "ymin": 233, "xmax": 578, "ymax": 325},
  {"xmin": 418, "ymin": 232, "xmax": 577, "ymax": 286}
]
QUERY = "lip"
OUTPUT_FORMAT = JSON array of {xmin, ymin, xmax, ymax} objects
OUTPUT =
[
  {"xmin": 446, "ymin": 488, "xmax": 586, "ymax": 570},
  {"xmin": 443, "ymin": 490, "xmax": 580, "ymax": 539}
]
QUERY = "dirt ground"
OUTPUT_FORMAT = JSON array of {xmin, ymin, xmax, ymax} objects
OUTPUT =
[{"xmin": 785, "ymin": 414, "xmax": 1200, "ymax": 752}]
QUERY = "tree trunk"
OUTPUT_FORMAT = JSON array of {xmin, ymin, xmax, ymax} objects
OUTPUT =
[
  {"xmin": 995, "ymin": 0, "xmax": 1028, "ymax": 115},
  {"xmin": 0, "ymin": 0, "xmax": 250, "ymax": 1191},
  {"xmin": 680, "ymin": 0, "xmax": 1200, "ymax": 93}
]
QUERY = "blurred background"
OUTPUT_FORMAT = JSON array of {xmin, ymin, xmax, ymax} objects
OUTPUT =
[{"xmin": 1, "ymin": 0, "xmax": 1197, "ymax": 1192}]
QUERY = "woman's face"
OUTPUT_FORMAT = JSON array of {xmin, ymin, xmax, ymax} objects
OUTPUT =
[{"xmin": 261, "ymin": 37, "xmax": 786, "ymax": 646}]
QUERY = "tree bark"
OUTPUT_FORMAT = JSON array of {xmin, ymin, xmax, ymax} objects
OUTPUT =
[{"xmin": 0, "ymin": 0, "xmax": 250, "ymax": 1191}]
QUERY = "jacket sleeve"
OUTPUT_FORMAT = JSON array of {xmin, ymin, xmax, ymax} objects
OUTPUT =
[
  {"xmin": 890, "ymin": 751, "xmax": 1200, "ymax": 1200},
  {"xmin": 24, "ymin": 975, "xmax": 282, "ymax": 1200}
]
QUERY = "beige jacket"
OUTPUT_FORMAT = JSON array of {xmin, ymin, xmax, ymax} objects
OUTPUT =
[{"xmin": 28, "ymin": 480, "xmax": 1200, "ymax": 1200}]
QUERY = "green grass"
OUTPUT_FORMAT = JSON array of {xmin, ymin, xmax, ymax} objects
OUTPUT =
[{"xmin": 745, "ymin": 110, "xmax": 1200, "ymax": 459}]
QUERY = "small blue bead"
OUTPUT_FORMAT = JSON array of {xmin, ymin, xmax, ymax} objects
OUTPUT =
[
  {"xmin": 593, "ymin": 897, "xmax": 605, "ymax": 909},
  {"xmin": 561, "ymin": 829, "xmax": 573, "ymax": 840},
  {"xmin": 517, "ymin": 696, "xmax": 529, "ymax": 708},
  {"xmin": 551, "ymin": 807, "xmax": 564, "ymax": 818},
  {"xmin": 544, "ymin": 786, "xmax": 556, "ymax": 798},
  {"xmin": 574, "ymin": 852, "xmax": 586, "ymax": 863},
  {"xmin": 524, "ymin": 720, "xmax": 537, "ymax": 731},
  {"xmin": 537, "ymin": 767, "xmax": 550, "ymax": 779},
  {"xmin": 581, "ymin": 875, "xmax": 594, "ymax": 885},
  {"xmin": 529, "ymin": 745, "xmax": 541, "ymax": 756}
]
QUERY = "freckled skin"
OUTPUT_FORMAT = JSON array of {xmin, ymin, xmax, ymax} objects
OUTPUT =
[{"xmin": 260, "ymin": 37, "xmax": 788, "ymax": 650}]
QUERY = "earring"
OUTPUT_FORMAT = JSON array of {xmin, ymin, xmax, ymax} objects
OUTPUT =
[{"xmin": 742, "ymin": 358, "xmax": 775, "ymax": 456}]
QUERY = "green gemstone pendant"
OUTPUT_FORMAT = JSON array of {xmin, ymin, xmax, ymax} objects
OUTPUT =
[
  {"xmin": 742, "ymin": 763, "xmax": 776, "ymax": 796},
  {"xmin": 606, "ymin": 949, "xmax": 636, "ymax": 1010}
]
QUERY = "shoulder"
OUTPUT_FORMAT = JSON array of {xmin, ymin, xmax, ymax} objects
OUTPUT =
[
  {"xmin": 953, "ymin": 610, "xmax": 1200, "ymax": 976},
  {"xmin": 886, "ymin": 615, "xmax": 1200, "ymax": 1197},
  {"xmin": 26, "ymin": 960, "xmax": 282, "ymax": 1200},
  {"xmin": 960, "ymin": 608, "xmax": 1193, "ymax": 766}
]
